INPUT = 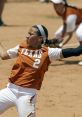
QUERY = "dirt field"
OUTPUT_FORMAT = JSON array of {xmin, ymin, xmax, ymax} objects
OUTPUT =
[{"xmin": 0, "ymin": 1, "xmax": 82, "ymax": 117}]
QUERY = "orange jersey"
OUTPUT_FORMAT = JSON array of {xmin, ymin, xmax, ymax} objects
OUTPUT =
[
  {"xmin": 59, "ymin": 6, "xmax": 82, "ymax": 25},
  {"xmin": 8, "ymin": 41, "xmax": 51, "ymax": 90}
]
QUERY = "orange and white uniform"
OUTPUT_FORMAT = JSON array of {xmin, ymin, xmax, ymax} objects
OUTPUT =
[
  {"xmin": 0, "ymin": 40, "xmax": 61, "ymax": 117},
  {"xmin": 8, "ymin": 41, "xmax": 61, "ymax": 90},
  {"xmin": 55, "ymin": 6, "xmax": 82, "ymax": 44}
]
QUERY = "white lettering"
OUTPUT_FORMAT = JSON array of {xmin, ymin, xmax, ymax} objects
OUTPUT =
[
  {"xmin": 33, "ymin": 59, "xmax": 41, "ymax": 68},
  {"xmin": 21, "ymin": 48, "xmax": 42, "ymax": 58}
]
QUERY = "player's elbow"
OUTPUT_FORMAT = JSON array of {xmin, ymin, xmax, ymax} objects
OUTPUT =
[{"xmin": 0, "ymin": 53, "xmax": 10, "ymax": 60}]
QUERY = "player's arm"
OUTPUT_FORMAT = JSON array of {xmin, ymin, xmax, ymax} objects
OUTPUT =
[
  {"xmin": 48, "ymin": 47, "xmax": 63, "ymax": 61},
  {"xmin": 61, "ymin": 22, "xmax": 67, "ymax": 38},
  {"xmin": 59, "ymin": 15, "xmax": 77, "ymax": 47},
  {"xmin": 0, "ymin": 43, "xmax": 10, "ymax": 60},
  {"xmin": 62, "ymin": 14, "xmax": 77, "ymax": 37},
  {"xmin": 58, "ymin": 32, "xmax": 73, "ymax": 47},
  {"xmin": 62, "ymin": 32, "xmax": 72, "ymax": 45},
  {"xmin": 48, "ymin": 45, "xmax": 82, "ymax": 61},
  {"xmin": 48, "ymin": 47, "xmax": 74, "ymax": 61},
  {"xmin": 48, "ymin": 47, "xmax": 75, "ymax": 61},
  {"xmin": 58, "ymin": 20, "xmax": 73, "ymax": 47},
  {"xmin": 0, "ymin": 43, "xmax": 19, "ymax": 60}
]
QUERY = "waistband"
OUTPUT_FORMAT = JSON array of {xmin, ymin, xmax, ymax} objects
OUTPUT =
[{"xmin": 7, "ymin": 82, "xmax": 37, "ymax": 94}]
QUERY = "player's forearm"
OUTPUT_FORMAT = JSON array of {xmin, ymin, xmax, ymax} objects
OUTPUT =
[
  {"xmin": 0, "ymin": 43, "xmax": 10, "ymax": 60},
  {"xmin": 62, "ymin": 32, "xmax": 73, "ymax": 46},
  {"xmin": 62, "ymin": 22, "xmax": 67, "ymax": 38},
  {"xmin": 62, "ymin": 45, "xmax": 82, "ymax": 58}
]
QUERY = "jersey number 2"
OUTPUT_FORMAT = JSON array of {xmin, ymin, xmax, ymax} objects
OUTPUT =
[{"xmin": 33, "ymin": 59, "xmax": 41, "ymax": 68}]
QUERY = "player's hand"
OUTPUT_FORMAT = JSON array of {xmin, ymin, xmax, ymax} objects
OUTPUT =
[{"xmin": 58, "ymin": 43, "xmax": 63, "ymax": 48}]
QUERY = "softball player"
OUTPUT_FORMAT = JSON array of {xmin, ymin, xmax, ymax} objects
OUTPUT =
[
  {"xmin": 50, "ymin": 0, "xmax": 82, "ymax": 65},
  {"xmin": 0, "ymin": 24, "xmax": 63, "ymax": 117},
  {"xmin": 1, "ymin": 24, "xmax": 82, "ymax": 117}
]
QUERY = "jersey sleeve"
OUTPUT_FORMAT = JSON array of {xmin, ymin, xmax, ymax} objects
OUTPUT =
[
  {"xmin": 66, "ymin": 15, "xmax": 77, "ymax": 32},
  {"xmin": 7, "ymin": 45, "xmax": 19, "ymax": 58},
  {"xmin": 48, "ymin": 47, "xmax": 62, "ymax": 61}
]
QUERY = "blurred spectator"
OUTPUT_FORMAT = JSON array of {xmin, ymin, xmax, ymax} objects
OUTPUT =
[{"xmin": 0, "ymin": 0, "xmax": 6, "ymax": 26}]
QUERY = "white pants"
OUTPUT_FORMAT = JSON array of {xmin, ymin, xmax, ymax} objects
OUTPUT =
[{"xmin": 0, "ymin": 83, "xmax": 37, "ymax": 117}]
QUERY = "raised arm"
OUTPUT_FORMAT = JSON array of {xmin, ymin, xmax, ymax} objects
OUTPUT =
[
  {"xmin": 0, "ymin": 43, "xmax": 19, "ymax": 60},
  {"xmin": 0, "ymin": 43, "xmax": 10, "ymax": 60}
]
